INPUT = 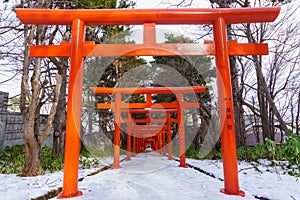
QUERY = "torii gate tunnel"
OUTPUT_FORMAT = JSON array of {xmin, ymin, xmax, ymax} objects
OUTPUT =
[
  {"xmin": 16, "ymin": 7, "xmax": 280, "ymax": 198},
  {"xmin": 91, "ymin": 86, "xmax": 206, "ymax": 169}
]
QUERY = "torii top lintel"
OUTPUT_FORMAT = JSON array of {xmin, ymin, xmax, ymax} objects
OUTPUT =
[{"xmin": 16, "ymin": 7, "xmax": 280, "ymax": 26}]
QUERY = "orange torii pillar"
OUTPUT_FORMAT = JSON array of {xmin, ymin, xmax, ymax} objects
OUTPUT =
[
  {"xmin": 113, "ymin": 92, "xmax": 122, "ymax": 169},
  {"xmin": 176, "ymin": 92, "xmax": 187, "ymax": 167},
  {"xmin": 158, "ymin": 130, "xmax": 162, "ymax": 154},
  {"xmin": 162, "ymin": 129, "xmax": 166, "ymax": 156},
  {"xmin": 214, "ymin": 18, "xmax": 241, "ymax": 195},
  {"xmin": 126, "ymin": 115, "xmax": 132, "ymax": 160},
  {"xmin": 167, "ymin": 112, "xmax": 173, "ymax": 160},
  {"xmin": 133, "ymin": 128, "xmax": 137, "ymax": 156},
  {"xmin": 16, "ymin": 7, "xmax": 280, "ymax": 198}
]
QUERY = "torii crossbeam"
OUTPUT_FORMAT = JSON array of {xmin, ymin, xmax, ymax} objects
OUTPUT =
[{"xmin": 16, "ymin": 7, "xmax": 280, "ymax": 198}]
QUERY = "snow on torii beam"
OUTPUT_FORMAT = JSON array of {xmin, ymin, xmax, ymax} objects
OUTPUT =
[{"xmin": 16, "ymin": 7, "xmax": 280, "ymax": 199}]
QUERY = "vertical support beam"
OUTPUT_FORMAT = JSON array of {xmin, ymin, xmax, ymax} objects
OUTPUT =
[
  {"xmin": 162, "ymin": 129, "xmax": 166, "ymax": 156},
  {"xmin": 213, "ymin": 17, "xmax": 245, "ymax": 197},
  {"xmin": 113, "ymin": 92, "xmax": 121, "ymax": 169},
  {"xmin": 155, "ymin": 135, "xmax": 159, "ymax": 151},
  {"xmin": 141, "ymin": 139, "xmax": 144, "ymax": 152},
  {"xmin": 177, "ymin": 93, "xmax": 187, "ymax": 168},
  {"xmin": 126, "ymin": 115, "xmax": 132, "ymax": 160},
  {"xmin": 146, "ymin": 93, "xmax": 152, "ymax": 108},
  {"xmin": 137, "ymin": 137, "xmax": 140, "ymax": 153},
  {"xmin": 143, "ymin": 23, "xmax": 156, "ymax": 45},
  {"xmin": 133, "ymin": 127, "xmax": 137, "ymax": 156},
  {"xmin": 58, "ymin": 19, "xmax": 85, "ymax": 198},
  {"xmin": 142, "ymin": 139, "xmax": 144, "ymax": 152},
  {"xmin": 158, "ymin": 130, "xmax": 162, "ymax": 154},
  {"xmin": 167, "ymin": 112, "xmax": 173, "ymax": 160}
]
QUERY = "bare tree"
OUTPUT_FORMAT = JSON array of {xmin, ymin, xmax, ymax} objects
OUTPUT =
[
  {"xmin": 159, "ymin": 0, "xmax": 247, "ymax": 146},
  {"xmin": 238, "ymin": 0, "xmax": 299, "ymax": 142},
  {"xmin": 17, "ymin": 0, "xmax": 63, "ymax": 176}
]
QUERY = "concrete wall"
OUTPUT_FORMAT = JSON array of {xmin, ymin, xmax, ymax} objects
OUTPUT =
[
  {"xmin": 0, "ymin": 92, "xmax": 53, "ymax": 151},
  {"xmin": 0, "ymin": 91, "xmax": 8, "ymax": 150}
]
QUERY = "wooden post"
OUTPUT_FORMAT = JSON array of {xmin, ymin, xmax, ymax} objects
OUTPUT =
[
  {"xmin": 126, "ymin": 115, "xmax": 132, "ymax": 160},
  {"xmin": 167, "ymin": 112, "xmax": 173, "ymax": 160},
  {"xmin": 177, "ymin": 93, "xmax": 187, "ymax": 168},
  {"xmin": 58, "ymin": 19, "xmax": 85, "ymax": 198},
  {"xmin": 133, "ymin": 126, "xmax": 137, "ymax": 156},
  {"xmin": 112, "ymin": 92, "xmax": 121, "ymax": 169},
  {"xmin": 162, "ymin": 129, "xmax": 166, "ymax": 156},
  {"xmin": 214, "ymin": 17, "xmax": 244, "ymax": 196}
]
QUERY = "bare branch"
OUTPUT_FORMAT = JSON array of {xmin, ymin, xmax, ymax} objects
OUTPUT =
[{"xmin": 39, "ymin": 73, "xmax": 62, "ymax": 144}]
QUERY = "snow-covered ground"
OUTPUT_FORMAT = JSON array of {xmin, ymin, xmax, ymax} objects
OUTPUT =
[{"xmin": 0, "ymin": 151, "xmax": 299, "ymax": 200}]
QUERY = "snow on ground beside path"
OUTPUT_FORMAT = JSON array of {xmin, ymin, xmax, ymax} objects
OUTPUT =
[
  {"xmin": 63, "ymin": 151, "xmax": 254, "ymax": 200},
  {"xmin": 0, "ymin": 151, "xmax": 299, "ymax": 200},
  {"xmin": 0, "ymin": 156, "xmax": 116, "ymax": 200},
  {"xmin": 187, "ymin": 159, "xmax": 300, "ymax": 200}
]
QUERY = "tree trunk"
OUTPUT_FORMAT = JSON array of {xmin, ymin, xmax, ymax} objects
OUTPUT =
[
  {"xmin": 20, "ymin": 20, "xmax": 61, "ymax": 175},
  {"xmin": 192, "ymin": 112, "xmax": 201, "ymax": 151},
  {"xmin": 53, "ymin": 59, "xmax": 67, "ymax": 156},
  {"xmin": 22, "ymin": 143, "xmax": 43, "ymax": 176},
  {"xmin": 20, "ymin": 61, "xmax": 43, "ymax": 175},
  {"xmin": 257, "ymin": 80, "xmax": 271, "ymax": 143},
  {"xmin": 21, "ymin": 122, "xmax": 43, "ymax": 176},
  {"xmin": 192, "ymin": 105, "xmax": 211, "ymax": 151},
  {"xmin": 229, "ymin": 56, "xmax": 246, "ymax": 147},
  {"xmin": 296, "ymin": 90, "xmax": 300, "ymax": 135},
  {"xmin": 87, "ymin": 91, "xmax": 93, "ymax": 134},
  {"xmin": 246, "ymin": 22, "xmax": 289, "ymax": 137},
  {"xmin": 226, "ymin": 22, "xmax": 246, "ymax": 147}
]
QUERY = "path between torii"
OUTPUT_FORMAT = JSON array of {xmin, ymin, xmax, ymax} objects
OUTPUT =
[
  {"xmin": 1, "ymin": 150, "xmax": 299, "ymax": 200},
  {"xmin": 53, "ymin": 150, "xmax": 299, "ymax": 200}
]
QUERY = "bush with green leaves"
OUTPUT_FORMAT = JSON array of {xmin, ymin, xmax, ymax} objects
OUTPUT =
[
  {"xmin": 283, "ymin": 134, "xmax": 300, "ymax": 177},
  {"xmin": 40, "ymin": 146, "xmax": 64, "ymax": 173},
  {"xmin": 0, "ymin": 145, "xmax": 64, "ymax": 174},
  {"xmin": 0, "ymin": 145, "xmax": 25, "ymax": 174},
  {"xmin": 185, "ymin": 134, "xmax": 300, "ymax": 178}
]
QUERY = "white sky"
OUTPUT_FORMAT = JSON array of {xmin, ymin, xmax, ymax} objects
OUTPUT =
[
  {"xmin": 131, "ymin": 0, "xmax": 211, "ymax": 43},
  {"xmin": 134, "ymin": 0, "xmax": 210, "ymax": 8}
]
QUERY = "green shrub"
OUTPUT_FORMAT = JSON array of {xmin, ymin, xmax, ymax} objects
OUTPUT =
[
  {"xmin": 0, "ymin": 145, "xmax": 64, "ymax": 174},
  {"xmin": 185, "ymin": 147, "xmax": 201, "ymax": 159},
  {"xmin": 200, "ymin": 148, "xmax": 222, "ymax": 160},
  {"xmin": 0, "ymin": 145, "xmax": 25, "ymax": 174},
  {"xmin": 40, "ymin": 146, "xmax": 64, "ymax": 173},
  {"xmin": 236, "ymin": 145, "xmax": 268, "ymax": 161},
  {"xmin": 283, "ymin": 134, "xmax": 300, "ymax": 177}
]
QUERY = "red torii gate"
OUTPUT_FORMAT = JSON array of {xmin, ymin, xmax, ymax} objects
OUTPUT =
[
  {"xmin": 124, "ymin": 108, "xmax": 177, "ymax": 159},
  {"xmin": 16, "ymin": 7, "xmax": 280, "ymax": 198},
  {"xmin": 92, "ymin": 86, "xmax": 206, "ymax": 168}
]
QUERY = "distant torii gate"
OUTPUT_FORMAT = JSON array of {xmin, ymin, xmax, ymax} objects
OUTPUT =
[
  {"xmin": 92, "ymin": 86, "xmax": 206, "ymax": 168},
  {"xmin": 16, "ymin": 7, "xmax": 280, "ymax": 198}
]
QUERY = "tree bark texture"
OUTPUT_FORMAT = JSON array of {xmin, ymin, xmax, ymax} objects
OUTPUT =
[
  {"xmin": 20, "ymin": 20, "xmax": 62, "ymax": 176},
  {"xmin": 229, "ymin": 56, "xmax": 246, "ymax": 147},
  {"xmin": 52, "ymin": 58, "xmax": 67, "ymax": 156}
]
